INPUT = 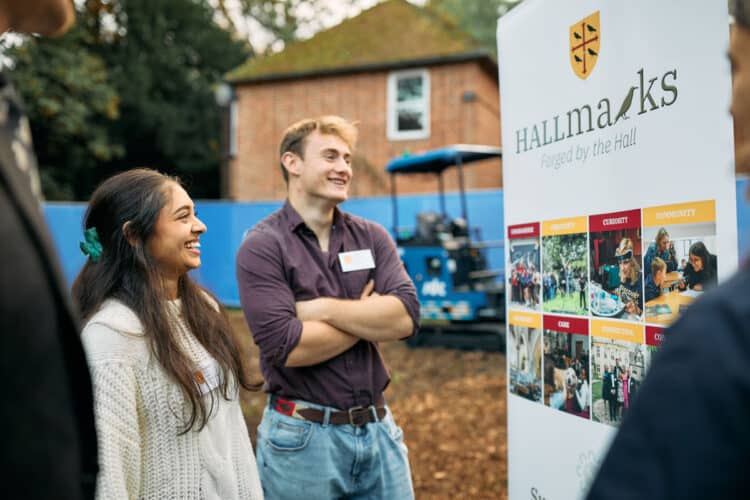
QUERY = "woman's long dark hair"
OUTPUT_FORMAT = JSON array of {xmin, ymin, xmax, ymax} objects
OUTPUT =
[
  {"xmin": 689, "ymin": 241, "xmax": 716, "ymax": 279},
  {"xmin": 72, "ymin": 168, "xmax": 258, "ymax": 434}
]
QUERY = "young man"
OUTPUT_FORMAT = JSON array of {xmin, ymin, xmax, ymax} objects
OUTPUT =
[
  {"xmin": 587, "ymin": 3, "xmax": 750, "ymax": 497},
  {"xmin": 236, "ymin": 116, "xmax": 420, "ymax": 499},
  {"xmin": 0, "ymin": 2, "xmax": 98, "ymax": 499},
  {"xmin": 601, "ymin": 364, "xmax": 617, "ymax": 424},
  {"xmin": 578, "ymin": 274, "xmax": 587, "ymax": 309}
]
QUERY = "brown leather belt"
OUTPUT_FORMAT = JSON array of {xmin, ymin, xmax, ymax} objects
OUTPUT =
[{"xmin": 270, "ymin": 395, "xmax": 386, "ymax": 427}]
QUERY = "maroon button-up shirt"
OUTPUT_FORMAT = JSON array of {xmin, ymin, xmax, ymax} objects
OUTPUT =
[{"xmin": 236, "ymin": 202, "xmax": 420, "ymax": 410}]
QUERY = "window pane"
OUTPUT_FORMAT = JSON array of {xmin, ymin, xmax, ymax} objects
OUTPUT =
[
  {"xmin": 398, "ymin": 109, "xmax": 423, "ymax": 131},
  {"xmin": 397, "ymin": 76, "xmax": 423, "ymax": 103}
]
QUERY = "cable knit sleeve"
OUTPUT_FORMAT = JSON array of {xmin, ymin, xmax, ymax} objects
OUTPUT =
[
  {"xmin": 90, "ymin": 360, "xmax": 142, "ymax": 500},
  {"xmin": 82, "ymin": 318, "xmax": 145, "ymax": 500}
]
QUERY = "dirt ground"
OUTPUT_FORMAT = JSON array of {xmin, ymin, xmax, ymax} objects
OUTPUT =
[{"xmin": 229, "ymin": 311, "xmax": 508, "ymax": 500}]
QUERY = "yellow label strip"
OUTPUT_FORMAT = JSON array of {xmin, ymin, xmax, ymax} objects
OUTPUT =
[
  {"xmin": 590, "ymin": 318, "xmax": 644, "ymax": 343},
  {"xmin": 643, "ymin": 200, "xmax": 715, "ymax": 226}
]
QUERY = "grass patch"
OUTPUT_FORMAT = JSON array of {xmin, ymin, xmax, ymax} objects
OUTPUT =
[{"xmin": 543, "ymin": 294, "xmax": 587, "ymax": 316}]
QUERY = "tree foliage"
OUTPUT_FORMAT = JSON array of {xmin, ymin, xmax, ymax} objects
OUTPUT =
[
  {"xmin": 8, "ymin": 0, "xmax": 248, "ymax": 200},
  {"xmin": 543, "ymin": 234, "xmax": 588, "ymax": 274},
  {"xmin": 99, "ymin": 0, "xmax": 249, "ymax": 197},
  {"xmin": 9, "ymin": 25, "xmax": 121, "ymax": 199},
  {"xmin": 10, "ymin": 0, "xmax": 515, "ymax": 200},
  {"xmin": 427, "ymin": 0, "xmax": 522, "ymax": 56},
  {"xmin": 214, "ymin": 0, "xmax": 352, "ymax": 53}
]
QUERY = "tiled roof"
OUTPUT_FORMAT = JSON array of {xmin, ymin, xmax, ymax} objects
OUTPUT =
[{"xmin": 227, "ymin": 0, "xmax": 489, "ymax": 83}]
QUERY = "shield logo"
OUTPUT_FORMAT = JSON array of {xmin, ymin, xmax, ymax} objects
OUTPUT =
[{"xmin": 569, "ymin": 11, "xmax": 600, "ymax": 80}]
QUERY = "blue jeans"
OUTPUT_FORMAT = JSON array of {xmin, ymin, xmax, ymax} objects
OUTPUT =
[{"xmin": 256, "ymin": 398, "xmax": 414, "ymax": 499}]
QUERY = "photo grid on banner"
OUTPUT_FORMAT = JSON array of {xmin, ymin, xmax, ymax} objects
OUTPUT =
[{"xmin": 498, "ymin": 1, "xmax": 735, "ymax": 498}]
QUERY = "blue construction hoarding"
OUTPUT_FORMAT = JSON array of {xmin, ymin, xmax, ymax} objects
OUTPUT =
[
  {"xmin": 44, "ymin": 189, "xmax": 504, "ymax": 307},
  {"xmin": 44, "ymin": 179, "xmax": 750, "ymax": 307}
]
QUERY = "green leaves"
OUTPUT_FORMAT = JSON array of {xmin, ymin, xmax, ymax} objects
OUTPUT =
[
  {"xmin": 7, "ymin": 0, "xmax": 247, "ymax": 200},
  {"xmin": 543, "ymin": 234, "xmax": 588, "ymax": 274},
  {"xmin": 222, "ymin": 0, "xmax": 336, "ymax": 53},
  {"xmin": 8, "ymin": 25, "xmax": 122, "ymax": 199},
  {"xmin": 104, "ymin": 0, "xmax": 248, "ymax": 193},
  {"xmin": 428, "ymin": 0, "xmax": 523, "ymax": 56}
]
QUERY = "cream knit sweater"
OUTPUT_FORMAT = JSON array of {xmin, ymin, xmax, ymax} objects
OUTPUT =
[{"xmin": 81, "ymin": 298, "xmax": 264, "ymax": 500}]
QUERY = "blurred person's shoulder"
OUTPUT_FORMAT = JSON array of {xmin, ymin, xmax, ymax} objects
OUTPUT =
[
  {"xmin": 684, "ymin": 264, "xmax": 750, "ymax": 320},
  {"xmin": 665, "ymin": 265, "xmax": 750, "ymax": 355}
]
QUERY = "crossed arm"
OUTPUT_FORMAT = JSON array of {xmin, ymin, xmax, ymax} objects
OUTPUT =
[
  {"xmin": 287, "ymin": 279, "xmax": 414, "ymax": 367},
  {"xmin": 238, "ymin": 225, "xmax": 419, "ymax": 369}
]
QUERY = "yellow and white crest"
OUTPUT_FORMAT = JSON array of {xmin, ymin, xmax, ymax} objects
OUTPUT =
[{"xmin": 569, "ymin": 11, "xmax": 600, "ymax": 80}]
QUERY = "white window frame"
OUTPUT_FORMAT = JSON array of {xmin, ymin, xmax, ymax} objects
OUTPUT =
[{"xmin": 387, "ymin": 68, "xmax": 430, "ymax": 141}]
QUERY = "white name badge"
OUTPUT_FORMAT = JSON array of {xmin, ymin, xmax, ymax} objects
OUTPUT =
[
  {"xmin": 338, "ymin": 249, "xmax": 376, "ymax": 272},
  {"xmin": 194, "ymin": 359, "xmax": 222, "ymax": 395}
]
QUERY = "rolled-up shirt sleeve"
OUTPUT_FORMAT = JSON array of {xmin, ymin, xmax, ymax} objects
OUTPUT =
[
  {"xmin": 370, "ymin": 222, "xmax": 421, "ymax": 336},
  {"xmin": 236, "ymin": 228, "xmax": 303, "ymax": 367}
]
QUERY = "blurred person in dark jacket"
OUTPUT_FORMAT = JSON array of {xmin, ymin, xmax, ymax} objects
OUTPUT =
[
  {"xmin": 0, "ymin": 2, "xmax": 98, "ymax": 499},
  {"xmin": 587, "ymin": 2, "xmax": 750, "ymax": 498}
]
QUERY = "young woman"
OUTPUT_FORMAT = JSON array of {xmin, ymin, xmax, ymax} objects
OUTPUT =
[
  {"xmin": 679, "ymin": 241, "xmax": 718, "ymax": 291},
  {"xmin": 73, "ymin": 169, "xmax": 263, "ymax": 499},
  {"xmin": 615, "ymin": 238, "xmax": 643, "ymax": 319},
  {"xmin": 620, "ymin": 369, "xmax": 631, "ymax": 418},
  {"xmin": 643, "ymin": 227, "xmax": 678, "ymax": 279}
]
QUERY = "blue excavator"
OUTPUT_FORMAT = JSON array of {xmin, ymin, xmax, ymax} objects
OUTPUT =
[{"xmin": 386, "ymin": 145, "xmax": 504, "ymax": 350}]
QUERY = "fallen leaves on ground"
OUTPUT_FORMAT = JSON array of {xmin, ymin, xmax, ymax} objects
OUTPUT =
[{"xmin": 230, "ymin": 312, "xmax": 508, "ymax": 500}]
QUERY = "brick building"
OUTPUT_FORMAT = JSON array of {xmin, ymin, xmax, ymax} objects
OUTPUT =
[{"xmin": 224, "ymin": 0, "xmax": 502, "ymax": 201}]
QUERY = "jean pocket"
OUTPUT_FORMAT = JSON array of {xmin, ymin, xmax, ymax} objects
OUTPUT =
[
  {"xmin": 388, "ymin": 422, "xmax": 404, "ymax": 442},
  {"xmin": 381, "ymin": 410, "xmax": 404, "ymax": 442},
  {"xmin": 266, "ymin": 417, "xmax": 314, "ymax": 452}
]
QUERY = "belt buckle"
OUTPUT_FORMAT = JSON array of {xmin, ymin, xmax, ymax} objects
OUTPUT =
[{"xmin": 348, "ymin": 406, "xmax": 367, "ymax": 426}]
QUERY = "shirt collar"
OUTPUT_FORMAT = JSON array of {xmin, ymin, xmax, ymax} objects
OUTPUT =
[
  {"xmin": 282, "ymin": 200, "xmax": 306, "ymax": 232},
  {"xmin": 282, "ymin": 199, "xmax": 345, "ymax": 233}
]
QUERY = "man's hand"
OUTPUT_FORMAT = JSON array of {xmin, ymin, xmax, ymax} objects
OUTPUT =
[
  {"xmin": 295, "ymin": 278, "xmax": 412, "ymax": 342},
  {"xmin": 295, "ymin": 279, "xmax": 376, "ymax": 321},
  {"xmin": 359, "ymin": 279, "xmax": 376, "ymax": 299}
]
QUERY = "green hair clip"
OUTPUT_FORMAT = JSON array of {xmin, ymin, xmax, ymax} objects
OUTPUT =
[{"xmin": 79, "ymin": 227, "xmax": 103, "ymax": 263}]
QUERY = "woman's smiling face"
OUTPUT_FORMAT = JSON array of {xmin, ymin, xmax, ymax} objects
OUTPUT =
[{"xmin": 146, "ymin": 182, "xmax": 206, "ymax": 282}]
